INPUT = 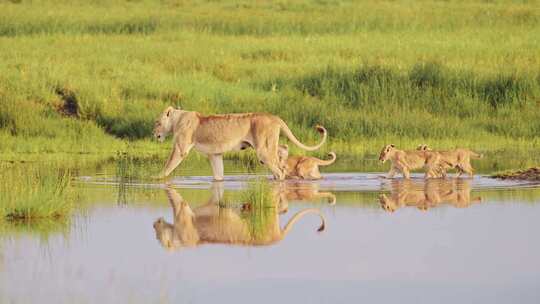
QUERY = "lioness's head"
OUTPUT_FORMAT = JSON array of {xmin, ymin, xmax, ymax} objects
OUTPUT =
[
  {"xmin": 153, "ymin": 106, "xmax": 176, "ymax": 142},
  {"xmin": 379, "ymin": 144, "xmax": 395, "ymax": 163},
  {"xmin": 153, "ymin": 218, "xmax": 179, "ymax": 250},
  {"xmin": 152, "ymin": 199, "xmax": 198, "ymax": 250},
  {"xmin": 416, "ymin": 144, "xmax": 431, "ymax": 151}
]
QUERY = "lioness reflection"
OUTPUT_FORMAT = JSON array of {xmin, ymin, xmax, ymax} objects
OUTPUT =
[
  {"xmin": 153, "ymin": 183, "xmax": 328, "ymax": 250},
  {"xmin": 379, "ymin": 178, "xmax": 482, "ymax": 212}
]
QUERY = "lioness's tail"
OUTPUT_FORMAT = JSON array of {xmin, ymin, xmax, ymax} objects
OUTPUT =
[
  {"xmin": 315, "ymin": 152, "xmax": 337, "ymax": 166},
  {"xmin": 470, "ymin": 151, "xmax": 483, "ymax": 159},
  {"xmin": 281, "ymin": 208, "xmax": 326, "ymax": 238},
  {"xmin": 278, "ymin": 119, "xmax": 327, "ymax": 151}
]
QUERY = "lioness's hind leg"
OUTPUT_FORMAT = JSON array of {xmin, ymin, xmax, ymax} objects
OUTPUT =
[{"xmin": 208, "ymin": 154, "xmax": 224, "ymax": 181}]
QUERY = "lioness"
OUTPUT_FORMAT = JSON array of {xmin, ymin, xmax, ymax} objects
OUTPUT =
[
  {"xmin": 277, "ymin": 144, "xmax": 336, "ymax": 180},
  {"xmin": 152, "ymin": 185, "xmax": 326, "ymax": 250},
  {"xmin": 153, "ymin": 106, "xmax": 327, "ymax": 180},
  {"xmin": 416, "ymin": 144, "xmax": 483, "ymax": 177},
  {"xmin": 378, "ymin": 144, "xmax": 442, "ymax": 179}
]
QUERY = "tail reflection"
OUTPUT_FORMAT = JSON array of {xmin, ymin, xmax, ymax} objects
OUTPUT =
[
  {"xmin": 153, "ymin": 182, "xmax": 327, "ymax": 251},
  {"xmin": 379, "ymin": 178, "xmax": 482, "ymax": 213}
]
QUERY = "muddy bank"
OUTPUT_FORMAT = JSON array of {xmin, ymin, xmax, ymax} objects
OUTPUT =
[{"xmin": 491, "ymin": 167, "xmax": 540, "ymax": 181}]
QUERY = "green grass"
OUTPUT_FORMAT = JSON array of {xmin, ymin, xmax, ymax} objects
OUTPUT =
[
  {"xmin": 0, "ymin": 0, "xmax": 539, "ymax": 172},
  {"xmin": 0, "ymin": 164, "xmax": 75, "ymax": 220},
  {"xmin": 239, "ymin": 180, "xmax": 277, "ymax": 241},
  {"xmin": 239, "ymin": 180, "xmax": 274, "ymax": 207}
]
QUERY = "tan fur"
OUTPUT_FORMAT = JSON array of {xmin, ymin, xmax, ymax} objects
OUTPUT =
[
  {"xmin": 272, "ymin": 181, "xmax": 336, "ymax": 214},
  {"xmin": 277, "ymin": 144, "xmax": 336, "ymax": 180},
  {"xmin": 153, "ymin": 106, "xmax": 327, "ymax": 180},
  {"xmin": 379, "ymin": 179, "xmax": 482, "ymax": 212},
  {"xmin": 378, "ymin": 144, "xmax": 442, "ymax": 179},
  {"xmin": 416, "ymin": 144, "xmax": 483, "ymax": 177},
  {"xmin": 152, "ymin": 185, "xmax": 326, "ymax": 250}
]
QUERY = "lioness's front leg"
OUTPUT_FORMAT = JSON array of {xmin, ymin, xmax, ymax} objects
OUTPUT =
[
  {"xmin": 160, "ymin": 142, "xmax": 194, "ymax": 178},
  {"xmin": 165, "ymin": 187, "xmax": 184, "ymax": 216},
  {"xmin": 208, "ymin": 154, "xmax": 225, "ymax": 181}
]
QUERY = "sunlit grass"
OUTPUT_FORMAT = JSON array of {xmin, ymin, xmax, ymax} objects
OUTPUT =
[
  {"xmin": 0, "ymin": 0, "xmax": 538, "ymax": 172},
  {"xmin": 0, "ymin": 164, "xmax": 75, "ymax": 220}
]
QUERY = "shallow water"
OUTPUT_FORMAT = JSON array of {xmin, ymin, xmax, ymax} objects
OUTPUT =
[{"xmin": 2, "ymin": 173, "xmax": 540, "ymax": 303}]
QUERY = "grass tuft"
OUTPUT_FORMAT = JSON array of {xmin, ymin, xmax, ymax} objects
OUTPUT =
[
  {"xmin": 0, "ymin": 164, "xmax": 74, "ymax": 220},
  {"xmin": 409, "ymin": 62, "xmax": 445, "ymax": 89},
  {"xmin": 239, "ymin": 180, "xmax": 276, "ymax": 241}
]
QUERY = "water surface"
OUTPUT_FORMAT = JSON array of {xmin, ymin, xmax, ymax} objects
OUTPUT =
[{"xmin": 1, "ymin": 173, "xmax": 539, "ymax": 303}]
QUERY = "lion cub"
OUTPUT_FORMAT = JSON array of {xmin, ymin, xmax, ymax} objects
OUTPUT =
[
  {"xmin": 378, "ymin": 144, "xmax": 442, "ymax": 179},
  {"xmin": 277, "ymin": 144, "xmax": 336, "ymax": 180},
  {"xmin": 416, "ymin": 144, "xmax": 483, "ymax": 177}
]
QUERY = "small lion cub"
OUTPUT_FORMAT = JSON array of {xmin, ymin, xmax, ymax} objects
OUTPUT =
[
  {"xmin": 278, "ymin": 144, "xmax": 336, "ymax": 180},
  {"xmin": 416, "ymin": 144, "xmax": 483, "ymax": 177},
  {"xmin": 378, "ymin": 144, "xmax": 442, "ymax": 179}
]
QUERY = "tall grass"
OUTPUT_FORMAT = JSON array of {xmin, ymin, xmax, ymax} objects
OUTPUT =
[
  {"xmin": 0, "ymin": 0, "xmax": 538, "ymax": 170},
  {"xmin": 1, "ymin": 1, "xmax": 538, "ymax": 36},
  {"xmin": 239, "ymin": 180, "xmax": 277, "ymax": 241},
  {"xmin": 0, "ymin": 164, "xmax": 74, "ymax": 220}
]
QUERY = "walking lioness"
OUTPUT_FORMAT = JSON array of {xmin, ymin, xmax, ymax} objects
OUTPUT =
[
  {"xmin": 378, "ymin": 144, "xmax": 442, "ymax": 179},
  {"xmin": 416, "ymin": 144, "xmax": 483, "ymax": 177},
  {"xmin": 153, "ymin": 106, "xmax": 327, "ymax": 180},
  {"xmin": 277, "ymin": 144, "xmax": 336, "ymax": 179}
]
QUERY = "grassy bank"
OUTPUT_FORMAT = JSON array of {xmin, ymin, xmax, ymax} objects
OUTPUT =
[
  {"xmin": 0, "ymin": 0, "xmax": 539, "ymax": 170},
  {"xmin": 0, "ymin": 164, "xmax": 75, "ymax": 220}
]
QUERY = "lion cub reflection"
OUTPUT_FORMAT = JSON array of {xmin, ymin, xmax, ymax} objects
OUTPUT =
[
  {"xmin": 270, "ymin": 181, "xmax": 336, "ymax": 214},
  {"xmin": 277, "ymin": 144, "xmax": 336, "ymax": 179},
  {"xmin": 379, "ymin": 179, "xmax": 481, "ymax": 213},
  {"xmin": 153, "ymin": 185, "xmax": 326, "ymax": 250}
]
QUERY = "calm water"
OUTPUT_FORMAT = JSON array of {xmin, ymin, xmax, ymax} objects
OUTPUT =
[{"xmin": 1, "ymin": 173, "xmax": 540, "ymax": 303}]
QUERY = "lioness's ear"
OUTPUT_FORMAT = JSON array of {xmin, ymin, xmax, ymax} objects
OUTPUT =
[
  {"xmin": 390, "ymin": 144, "xmax": 395, "ymax": 148},
  {"xmin": 166, "ymin": 106, "xmax": 173, "ymax": 117}
]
